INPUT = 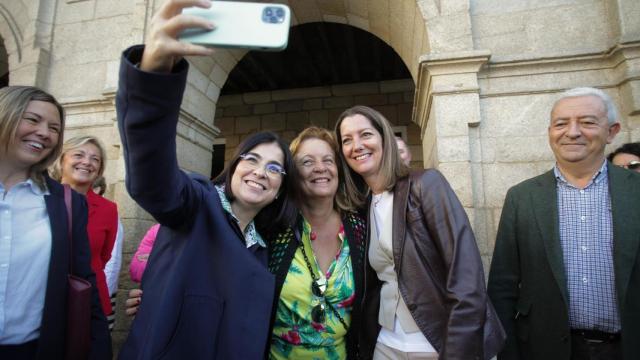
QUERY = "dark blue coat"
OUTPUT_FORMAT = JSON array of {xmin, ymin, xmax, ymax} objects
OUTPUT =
[
  {"xmin": 39, "ymin": 174, "xmax": 111, "ymax": 359},
  {"xmin": 117, "ymin": 46, "xmax": 275, "ymax": 360}
]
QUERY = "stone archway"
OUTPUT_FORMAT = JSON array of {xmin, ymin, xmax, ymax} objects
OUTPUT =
[
  {"xmin": 0, "ymin": 35, "xmax": 8, "ymax": 87},
  {"xmin": 0, "ymin": 1, "xmax": 24, "ymax": 86},
  {"xmin": 212, "ymin": 21, "xmax": 420, "ymax": 170},
  {"xmin": 177, "ymin": 0, "xmax": 476, "ymax": 109},
  {"xmin": 0, "ymin": 0, "xmax": 56, "ymax": 87},
  {"xmin": 174, "ymin": 0, "xmax": 477, "ymax": 174}
]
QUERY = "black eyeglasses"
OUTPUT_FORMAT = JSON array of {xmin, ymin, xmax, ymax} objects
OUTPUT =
[
  {"xmin": 311, "ymin": 301, "xmax": 326, "ymax": 323},
  {"xmin": 311, "ymin": 278, "xmax": 327, "ymax": 323}
]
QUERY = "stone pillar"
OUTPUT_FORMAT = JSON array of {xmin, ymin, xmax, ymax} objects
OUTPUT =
[
  {"xmin": 606, "ymin": 0, "xmax": 640, "ymax": 44},
  {"xmin": 616, "ymin": 45, "xmax": 640, "ymax": 140},
  {"xmin": 412, "ymin": 50, "xmax": 492, "ymax": 268}
]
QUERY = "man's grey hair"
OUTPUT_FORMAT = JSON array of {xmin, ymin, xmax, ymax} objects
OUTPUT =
[{"xmin": 552, "ymin": 87, "xmax": 619, "ymax": 125}]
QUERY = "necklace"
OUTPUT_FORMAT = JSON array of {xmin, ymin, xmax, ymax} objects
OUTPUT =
[
  {"xmin": 308, "ymin": 212, "xmax": 338, "ymax": 241},
  {"xmin": 299, "ymin": 240, "xmax": 348, "ymax": 330},
  {"xmin": 373, "ymin": 192, "xmax": 383, "ymax": 207}
]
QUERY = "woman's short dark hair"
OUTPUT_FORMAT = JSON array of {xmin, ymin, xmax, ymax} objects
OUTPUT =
[
  {"xmin": 608, "ymin": 142, "xmax": 640, "ymax": 162},
  {"xmin": 213, "ymin": 131, "xmax": 296, "ymax": 236}
]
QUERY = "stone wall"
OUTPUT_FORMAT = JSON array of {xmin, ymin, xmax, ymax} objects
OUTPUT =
[{"xmin": 214, "ymin": 79, "xmax": 423, "ymax": 168}]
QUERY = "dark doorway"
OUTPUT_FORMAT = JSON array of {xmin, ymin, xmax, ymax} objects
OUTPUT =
[
  {"xmin": 0, "ymin": 37, "xmax": 8, "ymax": 88},
  {"xmin": 211, "ymin": 143, "xmax": 226, "ymax": 179}
]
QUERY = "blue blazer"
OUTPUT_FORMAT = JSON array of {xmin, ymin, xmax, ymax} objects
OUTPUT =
[
  {"xmin": 117, "ymin": 46, "xmax": 275, "ymax": 359},
  {"xmin": 39, "ymin": 174, "xmax": 111, "ymax": 359}
]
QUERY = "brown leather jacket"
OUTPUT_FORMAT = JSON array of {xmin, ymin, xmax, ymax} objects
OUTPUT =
[{"xmin": 360, "ymin": 169, "xmax": 505, "ymax": 360}]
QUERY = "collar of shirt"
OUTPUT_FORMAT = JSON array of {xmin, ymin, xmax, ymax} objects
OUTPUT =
[
  {"xmin": 0, "ymin": 178, "xmax": 49, "ymax": 197},
  {"xmin": 553, "ymin": 160, "xmax": 608, "ymax": 190},
  {"xmin": 214, "ymin": 184, "xmax": 266, "ymax": 249}
]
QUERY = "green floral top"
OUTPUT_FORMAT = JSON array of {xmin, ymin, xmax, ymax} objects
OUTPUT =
[{"xmin": 270, "ymin": 219, "xmax": 355, "ymax": 360}]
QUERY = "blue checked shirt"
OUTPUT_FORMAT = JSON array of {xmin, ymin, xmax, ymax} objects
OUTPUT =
[{"xmin": 554, "ymin": 161, "xmax": 621, "ymax": 333}]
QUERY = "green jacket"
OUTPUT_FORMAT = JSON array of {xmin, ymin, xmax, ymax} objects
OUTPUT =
[{"xmin": 488, "ymin": 163, "xmax": 640, "ymax": 360}]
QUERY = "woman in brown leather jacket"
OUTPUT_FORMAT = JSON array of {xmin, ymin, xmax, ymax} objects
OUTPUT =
[{"xmin": 335, "ymin": 105, "xmax": 504, "ymax": 360}]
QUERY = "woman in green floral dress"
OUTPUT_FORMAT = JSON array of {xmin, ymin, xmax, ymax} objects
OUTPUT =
[{"xmin": 268, "ymin": 127, "xmax": 367, "ymax": 360}]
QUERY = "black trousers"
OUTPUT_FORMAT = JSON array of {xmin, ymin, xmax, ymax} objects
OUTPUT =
[
  {"xmin": 0, "ymin": 339, "xmax": 38, "ymax": 359},
  {"xmin": 571, "ymin": 333, "xmax": 622, "ymax": 360}
]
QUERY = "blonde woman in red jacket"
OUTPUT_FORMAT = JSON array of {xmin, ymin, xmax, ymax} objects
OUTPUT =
[{"xmin": 51, "ymin": 136, "xmax": 118, "ymax": 316}]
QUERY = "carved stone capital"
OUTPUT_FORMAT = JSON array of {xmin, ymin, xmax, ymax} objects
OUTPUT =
[{"xmin": 413, "ymin": 50, "xmax": 491, "ymax": 131}]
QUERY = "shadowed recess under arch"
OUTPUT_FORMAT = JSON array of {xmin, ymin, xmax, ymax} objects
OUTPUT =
[{"xmin": 221, "ymin": 22, "xmax": 411, "ymax": 95}]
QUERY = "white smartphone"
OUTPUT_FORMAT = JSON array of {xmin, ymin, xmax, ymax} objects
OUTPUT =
[{"xmin": 179, "ymin": 1, "xmax": 291, "ymax": 51}]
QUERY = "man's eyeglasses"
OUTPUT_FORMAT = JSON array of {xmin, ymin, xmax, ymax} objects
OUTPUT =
[{"xmin": 239, "ymin": 153, "xmax": 286, "ymax": 178}]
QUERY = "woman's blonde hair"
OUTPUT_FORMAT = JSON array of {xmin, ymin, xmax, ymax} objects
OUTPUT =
[
  {"xmin": 289, "ymin": 126, "xmax": 356, "ymax": 213},
  {"xmin": 0, "ymin": 86, "xmax": 65, "ymax": 188},
  {"xmin": 334, "ymin": 105, "xmax": 410, "ymax": 208},
  {"xmin": 50, "ymin": 135, "xmax": 107, "ymax": 183}
]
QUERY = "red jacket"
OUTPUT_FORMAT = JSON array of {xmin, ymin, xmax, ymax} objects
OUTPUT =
[{"xmin": 86, "ymin": 189, "xmax": 118, "ymax": 315}]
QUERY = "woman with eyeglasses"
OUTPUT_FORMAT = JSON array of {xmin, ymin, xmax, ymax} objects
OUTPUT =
[
  {"xmin": 0, "ymin": 86, "xmax": 111, "ymax": 359},
  {"xmin": 125, "ymin": 127, "xmax": 369, "ymax": 359},
  {"xmin": 608, "ymin": 142, "xmax": 640, "ymax": 173},
  {"xmin": 50, "ymin": 136, "xmax": 118, "ymax": 319},
  {"xmin": 268, "ymin": 127, "xmax": 366, "ymax": 359},
  {"xmin": 116, "ymin": 0, "xmax": 296, "ymax": 358},
  {"xmin": 335, "ymin": 105, "xmax": 505, "ymax": 360}
]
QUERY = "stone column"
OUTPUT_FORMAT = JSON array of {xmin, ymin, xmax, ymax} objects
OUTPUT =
[
  {"xmin": 616, "ymin": 45, "xmax": 640, "ymax": 140},
  {"xmin": 412, "ymin": 50, "xmax": 493, "ymax": 268}
]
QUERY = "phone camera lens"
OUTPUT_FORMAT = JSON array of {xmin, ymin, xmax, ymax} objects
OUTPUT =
[{"xmin": 263, "ymin": 7, "xmax": 284, "ymax": 23}]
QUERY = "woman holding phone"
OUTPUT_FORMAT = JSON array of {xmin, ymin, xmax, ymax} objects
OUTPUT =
[
  {"xmin": 125, "ymin": 127, "xmax": 369, "ymax": 359},
  {"xmin": 116, "ymin": 0, "xmax": 297, "ymax": 358}
]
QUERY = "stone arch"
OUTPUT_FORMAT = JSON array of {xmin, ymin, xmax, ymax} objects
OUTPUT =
[
  {"xmin": 187, "ymin": 0, "xmax": 446, "ymax": 95},
  {"xmin": 0, "ymin": 0, "xmax": 57, "ymax": 87},
  {"xmin": 179, "ymin": 19, "xmax": 419, "ymax": 174},
  {"xmin": 0, "ymin": 2, "xmax": 25, "ymax": 69},
  {"xmin": 173, "ymin": 0, "xmax": 477, "ymax": 175},
  {"xmin": 181, "ymin": 0, "xmax": 477, "ymax": 120}
]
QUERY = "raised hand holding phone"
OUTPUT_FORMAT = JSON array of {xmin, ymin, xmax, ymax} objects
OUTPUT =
[
  {"xmin": 141, "ymin": 0, "xmax": 215, "ymax": 73},
  {"xmin": 179, "ymin": 1, "xmax": 291, "ymax": 51}
]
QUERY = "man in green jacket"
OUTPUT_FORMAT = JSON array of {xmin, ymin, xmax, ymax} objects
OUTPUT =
[{"xmin": 488, "ymin": 87, "xmax": 640, "ymax": 360}]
